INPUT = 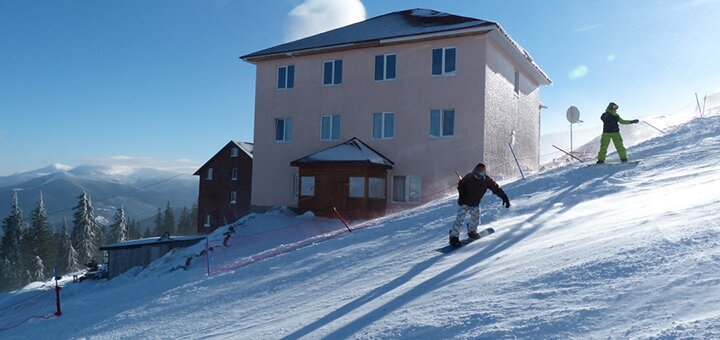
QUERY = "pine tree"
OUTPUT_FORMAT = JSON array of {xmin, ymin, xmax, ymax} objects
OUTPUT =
[
  {"xmin": 27, "ymin": 192, "xmax": 55, "ymax": 277},
  {"xmin": 190, "ymin": 202, "xmax": 198, "ymax": 233},
  {"xmin": 127, "ymin": 219, "xmax": 141, "ymax": 240},
  {"xmin": 162, "ymin": 202, "xmax": 176, "ymax": 235},
  {"xmin": 1, "ymin": 191, "xmax": 26, "ymax": 290},
  {"xmin": 57, "ymin": 219, "xmax": 79, "ymax": 273},
  {"xmin": 26, "ymin": 255, "xmax": 45, "ymax": 282},
  {"xmin": 107, "ymin": 206, "xmax": 128, "ymax": 243},
  {"xmin": 142, "ymin": 226, "xmax": 153, "ymax": 238},
  {"xmin": 176, "ymin": 206, "xmax": 194, "ymax": 235},
  {"xmin": 153, "ymin": 208, "xmax": 163, "ymax": 236},
  {"xmin": 70, "ymin": 191, "xmax": 99, "ymax": 266}
]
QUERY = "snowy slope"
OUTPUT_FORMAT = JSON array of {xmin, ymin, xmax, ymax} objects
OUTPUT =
[{"xmin": 2, "ymin": 115, "xmax": 720, "ymax": 339}]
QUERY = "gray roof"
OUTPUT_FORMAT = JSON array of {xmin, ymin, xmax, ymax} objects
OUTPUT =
[
  {"xmin": 194, "ymin": 140, "xmax": 253, "ymax": 175},
  {"xmin": 242, "ymin": 9, "xmax": 495, "ymax": 60},
  {"xmin": 100, "ymin": 235, "xmax": 206, "ymax": 250},
  {"xmin": 291, "ymin": 138, "xmax": 394, "ymax": 168}
]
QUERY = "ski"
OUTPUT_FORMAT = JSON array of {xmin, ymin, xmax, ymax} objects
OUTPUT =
[{"xmin": 436, "ymin": 227, "xmax": 495, "ymax": 254}]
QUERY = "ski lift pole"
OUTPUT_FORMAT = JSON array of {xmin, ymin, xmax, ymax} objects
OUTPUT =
[
  {"xmin": 552, "ymin": 144, "xmax": 585, "ymax": 163},
  {"xmin": 643, "ymin": 120, "xmax": 666, "ymax": 134},
  {"xmin": 508, "ymin": 143, "xmax": 526, "ymax": 179},
  {"xmin": 333, "ymin": 207, "xmax": 352, "ymax": 233},
  {"xmin": 54, "ymin": 267, "xmax": 62, "ymax": 316}
]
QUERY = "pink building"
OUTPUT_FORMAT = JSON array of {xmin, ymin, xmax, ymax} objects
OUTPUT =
[{"xmin": 241, "ymin": 9, "xmax": 551, "ymax": 217}]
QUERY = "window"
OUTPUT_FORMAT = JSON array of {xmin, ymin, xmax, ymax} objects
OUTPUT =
[
  {"xmin": 321, "ymin": 114, "xmax": 341, "ymax": 141},
  {"xmin": 231, "ymin": 147, "xmax": 239, "ymax": 157},
  {"xmin": 430, "ymin": 109, "xmax": 455, "ymax": 137},
  {"xmin": 323, "ymin": 60, "xmax": 343, "ymax": 85},
  {"xmin": 230, "ymin": 191, "xmax": 237, "ymax": 204},
  {"xmin": 368, "ymin": 178, "xmax": 386, "ymax": 199},
  {"xmin": 372, "ymin": 112, "xmax": 395, "ymax": 139},
  {"xmin": 206, "ymin": 168, "xmax": 213, "ymax": 180},
  {"xmin": 349, "ymin": 177, "xmax": 365, "ymax": 198},
  {"xmin": 277, "ymin": 65, "xmax": 295, "ymax": 89},
  {"xmin": 393, "ymin": 176, "xmax": 421, "ymax": 202},
  {"xmin": 301, "ymin": 176, "xmax": 315, "ymax": 196},
  {"xmin": 374, "ymin": 54, "xmax": 396, "ymax": 81},
  {"xmin": 231, "ymin": 168, "xmax": 238, "ymax": 181},
  {"xmin": 431, "ymin": 47, "xmax": 456, "ymax": 76},
  {"xmin": 514, "ymin": 69, "xmax": 520, "ymax": 94},
  {"xmin": 204, "ymin": 214, "xmax": 211, "ymax": 227},
  {"xmin": 275, "ymin": 117, "xmax": 293, "ymax": 142}
]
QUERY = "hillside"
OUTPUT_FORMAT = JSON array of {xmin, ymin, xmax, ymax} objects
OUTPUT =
[{"xmin": 1, "ymin": 114, "xmax": 719, "ymax": 339}]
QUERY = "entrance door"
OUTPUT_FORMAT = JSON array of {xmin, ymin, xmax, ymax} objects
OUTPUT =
[{"xmin": 314, "ymin": 174, "xmax": 348, "ymax": 213}]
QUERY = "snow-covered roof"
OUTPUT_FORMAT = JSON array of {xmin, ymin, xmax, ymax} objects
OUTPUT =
[
  {"xmin": 291, "ymin": 138, "xmax": 394, "ymax": 168},
  {"xmin": 194, "ymin": 140, "xmax": 253, "ymax": 175},
  {"xmin": 241, "ymin": 8, "xmax": 550, "ymax": 84},
  {"xmin": 100, "ymin": 235, "xmax": 206, "ymax": 250},
  {"xmin": 242, "ymin": 9, "xmax": 493, "ymax": 60}
]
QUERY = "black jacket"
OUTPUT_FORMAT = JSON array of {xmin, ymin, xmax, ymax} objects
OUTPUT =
[
  {"xmin": 457, "ymin": 173, "xmax": 508, "ymax": 207},
  {"xmin": 601, "ymin": 111, "xmax": 632, "ymax": 133}
]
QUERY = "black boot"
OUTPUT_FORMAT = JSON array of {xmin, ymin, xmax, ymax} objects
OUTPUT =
[
  {"xmin": 596, "ymin": 160, "xmax": 605, "ymax": 164},
  {"xmin": 449, "ymin": 236, "xmax": 462, "ymax": 248},
  {"xmin": 468, "ymin": 230, "xmax": 481, "ymax": 240},
  {"xmin": 620, "ymin": 158, "xmax": 628, "ymax": 163}
]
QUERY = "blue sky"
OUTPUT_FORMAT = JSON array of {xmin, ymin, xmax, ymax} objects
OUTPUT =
[{"xmin": 1, "ymin": 0, "xmax": 718, "ymax": 175}]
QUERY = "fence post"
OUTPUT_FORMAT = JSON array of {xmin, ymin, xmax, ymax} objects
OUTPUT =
[
  {"xmin": 333, "ymin": 207, "xmax": 352, "ymax": 233},
  {"xmin": 53, "ymin": 267, "xmax": 62, "ymax": 316},
  {"xmin": 552, "ymin": 144, "xmax": 586, "ymax": 163},
  {"xmin": 508, "ymin": 143, "xmax": 526, "ymax": 180},
  {"xmin": 205, "ymin": 238, "xmax": 211, "ymax": 277}
]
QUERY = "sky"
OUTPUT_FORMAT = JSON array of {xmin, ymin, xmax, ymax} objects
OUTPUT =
[{"xmin": 1, "ymin": 0, "xmax": 719, "ymax": 175}]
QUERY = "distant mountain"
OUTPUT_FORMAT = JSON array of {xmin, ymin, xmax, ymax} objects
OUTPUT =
[{"xmin": 0, "ymin": 164, "xmax": 198, "ymax": 233}]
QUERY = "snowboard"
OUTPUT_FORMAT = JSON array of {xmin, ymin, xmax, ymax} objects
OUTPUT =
[
  {"xmin": 587, "ymin": 160, "xmax": 641, "ymax": 167},
  {"xmin": 436, "ymin": 227, "xmax": 495, "ymax": 254}
]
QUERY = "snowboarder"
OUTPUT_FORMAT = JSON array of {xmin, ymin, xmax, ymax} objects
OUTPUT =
[
  {"xmin": 597, "ymin": 102, "xmax": 640, "ymax": 164},
  {"xmin": 450, "ymin": 163, "xmax": 510, "ymax": 248}
]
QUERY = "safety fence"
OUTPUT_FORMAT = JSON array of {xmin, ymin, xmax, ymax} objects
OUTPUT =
[{"xmin": 0, "ymin": 287, "xmax": 60, "ymax": 332}]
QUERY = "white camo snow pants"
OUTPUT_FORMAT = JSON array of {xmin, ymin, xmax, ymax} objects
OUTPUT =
[{"xmin": 450, "ymin": 205, "xmax": 480, "ymax": 237}]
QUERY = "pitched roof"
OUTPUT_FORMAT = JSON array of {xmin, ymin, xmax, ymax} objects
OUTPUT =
[
  {"xmin": 99, "ymin": 235, "xmax": 206, "ymax": 250},
  {"xmin": 242, "ymin": 9, "xmax": 494, "ymax": 60},
  {"xmin": 290, "ymin": 138, "xmax": 394, "ymax": 168},
  {"xmin": 194, "ymin": 140, "xmax": 254, "ymax": 175},
  {"xmin": 241, "ymin": 8, "xmax": 550, "ymax": 84}
]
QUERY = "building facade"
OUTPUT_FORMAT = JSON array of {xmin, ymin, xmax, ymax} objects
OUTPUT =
[
  {"xmin": 194, "ymin": 141, "xmax": 253, "ymax": 232},
  {"xmin": 241, "ymin": 9, "xmax": 550, "ymax": 216}
]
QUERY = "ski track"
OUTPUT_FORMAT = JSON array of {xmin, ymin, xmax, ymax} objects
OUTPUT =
[{"xmin": 2, "ymin": 115, "xmax": 720, "ymax": 339}]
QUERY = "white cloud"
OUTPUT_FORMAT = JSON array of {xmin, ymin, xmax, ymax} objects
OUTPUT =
[
  {"xmin": 84, "ymin": 156, "xmax": 199, "ymax": 174},
  {"xmin": 284, "ymin": 0, "xmax": 366, "ymax": 42},
  {"xmin": 568, "ymin": 65, "xmax": 589, "ymax": 80},
  {"xmin": 607, "ymin": 54, "xmax": 616, "ymax": 62}
]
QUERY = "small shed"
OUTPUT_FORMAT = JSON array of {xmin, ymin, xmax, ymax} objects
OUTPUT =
[
  {"xmin": 291, "ymin": 138, "xmax": 394, "ymax": 219},
  {"xmin": 100, "ymin": 235, "xmax": 206, "ymax": 279}
]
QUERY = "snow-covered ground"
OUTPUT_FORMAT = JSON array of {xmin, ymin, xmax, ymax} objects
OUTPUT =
[{"xmin": 2, "ymin": 114, "xmax": 720, "ymax": 339}]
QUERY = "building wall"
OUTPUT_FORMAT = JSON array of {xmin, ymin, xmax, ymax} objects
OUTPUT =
[
  {"xmin": 196, "ymin": 144, "xmax": 252, "ymax": 232},
  {"xmin": 482, "ymin": 39, "xmax": 541, "ymax": 179},
  {"xmin": 251, "ymin": 35, "xmax": 491, "ymax": 210}
]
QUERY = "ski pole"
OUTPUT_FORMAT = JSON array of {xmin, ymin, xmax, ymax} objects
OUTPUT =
[
  {"xmin": 552, "ymin": 145, "xmax": 585, "ymax": 163},
  {"xmin": 454, "ymin": 170, "xmax": 462, "ymax": 180},
  {"xmin": 642, "ymin": 121, "xmax": 666, "ymax": 134}
]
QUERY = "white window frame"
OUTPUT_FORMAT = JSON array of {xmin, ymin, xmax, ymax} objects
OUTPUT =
[
  {"xmin": 230, "ymin": 191, "xmax": 237, "ymax": 204},
  {"xmin": 206, "ymin": 168, "xmax": 213, "ymax": 180},
  {"xmin": 275, "ymin": 117, "xmax": 293, "ymax": 142},
  {"xmin": 374, "ymin": 54, "xmax": 397, "ymax": 82},
  {"xmin": 204, "ymin": 214, "xmax": 211, "ymax": 228},
  {"xmin": 372, "ymin": 112, "xmax": 395, "ymax": 140},
  {"xmin": 230, "ymin": 147, "xmax": 239, "ymax": 157},
  {"xmin": 322, "ymin": 59, "xmax": 343, "ymax": 86},
  {"xmin": 231, "ymin": 168, "xmax": 238, "ymax": 181},
  {"xmin": 277, "ymin": 65, "xmax": 295, "ymax": 90},
  {"xmin": 431, "ymin": 47, "xmax": 457, "ymax": 76},
  {"xmin": 320, "ymin": 114, "xmax": 341, "ymax": 141},
  {"xmin": 300, "ymin": 176, "xmax": 315, "ymax": 197},
  {"xmin": 392, "ymin": 175, "xmax": 422, "ymax": 203},
  {"xmin": 430, "ymin": 109, "xmax": 455, "ymax": 138},
  {"xmin": 368, "ymin": 177, "xmax": 386, "ymax": 199}
]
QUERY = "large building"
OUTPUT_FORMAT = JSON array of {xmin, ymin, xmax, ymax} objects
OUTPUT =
[{"xmin": 241, "ymin": 9, "xmax": 551, "ymax": 217}]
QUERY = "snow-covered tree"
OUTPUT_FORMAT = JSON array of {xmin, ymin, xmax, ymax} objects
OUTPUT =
[
  {"xmin": 107, "ymin": 206, "xmax": 128, "ymax": 243},
  {"xmin": 25, "ymin": 255, "xmax": 45, "ymax": 282},
  {"xmin": 1, "ymin": 191, "xmax": 26, "ymax": 290},
  {"xmin": 70, "ymin": 191, "xmax": 99, "ymax": 266},
  {"xmin": 57, "ymin": 219, "xmax": 79, "ymax": 273},
  {"xmin": 27, "ymin": 192, "xmax": 55, "ymax": 277},
  {"xmin": 162, "ymin": 202, "xmax": 176, "ymax": 235}
]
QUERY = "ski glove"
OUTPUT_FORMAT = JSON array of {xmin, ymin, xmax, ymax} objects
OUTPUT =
[
  {"xmin": 631, "ymin": 119, "xmax": 639, "ymax": 124},
  {"xmin": 502, "ymin": 198, "xmax": 511, "ymax": 208}
]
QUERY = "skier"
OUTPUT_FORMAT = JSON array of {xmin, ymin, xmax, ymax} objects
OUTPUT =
[
  {"xmin": 597, "ymin": 102, "xmax": 639, "ymax": 164},
  {"xmin": 450, "ymin": 163, "xmax": 510, "ymax": 248}
]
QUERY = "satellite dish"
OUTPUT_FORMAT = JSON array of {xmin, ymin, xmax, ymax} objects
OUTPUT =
[{"xmin": 566, "ymin": 106, "xmax": 581, "ymax": 124}]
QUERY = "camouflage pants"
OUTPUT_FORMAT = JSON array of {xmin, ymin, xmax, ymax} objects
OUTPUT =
[{"xmin": 450, "ymin": 205, "xmax": 480, "ymax": 237}]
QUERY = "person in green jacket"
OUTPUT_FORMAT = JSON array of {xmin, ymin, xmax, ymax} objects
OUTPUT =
[{"xmin": 597, "ymin": 102, "xmax": 639, "ymax": 164}]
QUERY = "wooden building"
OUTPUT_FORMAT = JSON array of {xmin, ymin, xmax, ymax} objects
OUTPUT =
[
  {"xmin": 291, "ymin": 138, "xmax": 394, "ymax": 219},
  {"xmin": 100, "ymin": 235, "xmax": 206, "ymax": 279},
  {"xmin": 194, "ymin": 141, "xmax": 253, "ymax": 233}
]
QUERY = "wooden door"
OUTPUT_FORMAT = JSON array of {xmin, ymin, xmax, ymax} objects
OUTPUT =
[{"xmin": 314, "ymin": 174, "xmax": 348, "ymax": 213}]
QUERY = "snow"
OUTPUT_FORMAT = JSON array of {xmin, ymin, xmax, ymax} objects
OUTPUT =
[
  {"xmin": 293, "ymin": 138, "xmax": 394, "ymax": 166},
  {"xmin": 2, "ymin": 114, "xmax": 720, "ymax": 338}
]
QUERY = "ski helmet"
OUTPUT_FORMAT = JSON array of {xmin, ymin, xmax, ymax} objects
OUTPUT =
[{"xmin": 607, "ymin": 102, "xmax": 619, "ymax": 111}]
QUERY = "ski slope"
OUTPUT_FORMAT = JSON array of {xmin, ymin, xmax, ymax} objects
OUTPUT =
[{"xmin": 2, "ymin": 114, "xmax": 720, "ymax": 339}]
